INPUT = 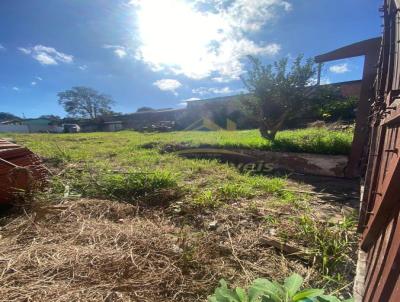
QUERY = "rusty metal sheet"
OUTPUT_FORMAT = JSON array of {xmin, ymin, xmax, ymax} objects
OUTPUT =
[{"xmin": 356, "ymin": 1, "xmax": 400, "ymax": 301}]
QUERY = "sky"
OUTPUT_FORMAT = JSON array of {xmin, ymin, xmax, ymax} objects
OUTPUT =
[{"xmin": 0, "ymin": 0, "xmax": 382, "ymax": 118}]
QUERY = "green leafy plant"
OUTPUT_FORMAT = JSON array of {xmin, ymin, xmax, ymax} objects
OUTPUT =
[
  {"xmin": 208, "ymin": 273, "xmax": 353, "ymax": 302},
  {"xmin": 315, "ymin": 98, "xmax": 357, "ymax": 122}
]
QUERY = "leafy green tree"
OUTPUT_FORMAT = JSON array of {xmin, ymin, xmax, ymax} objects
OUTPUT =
[
  {"xmin": 58, "ymin": 87, "xmax": 114, "ymax": 119},
  {"xmin": 242, "ymin": 55, "xmax": 318, "ymax": 140}
]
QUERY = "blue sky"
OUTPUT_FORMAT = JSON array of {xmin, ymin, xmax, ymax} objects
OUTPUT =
[{"xmin": 0, "ymin": 0, "xmax": 381, "ymax": 118}]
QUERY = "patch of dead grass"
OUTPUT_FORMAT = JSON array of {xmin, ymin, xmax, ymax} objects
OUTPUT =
[{"xmin": 0, "ymin": 199, "xmax": 317, "ymax": 302}]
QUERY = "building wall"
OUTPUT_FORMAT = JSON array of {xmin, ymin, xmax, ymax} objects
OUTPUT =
[
  {"xmin": 111, "ymin": 109, "xmax": 186, "ymax": 130},
  {"xmin": 333, "ymin": 80, "xmax": 362, "ymax": 98},
  {"xmin": 0, "ymin": 125, "xmax": 29, "ymax": 133}
]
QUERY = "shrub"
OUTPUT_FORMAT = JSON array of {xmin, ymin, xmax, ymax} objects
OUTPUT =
[
  {"xmin": 242, "ymin": 55, "xmax": 326, "ymax": 140},
  {"xmin": 315, "ymin": 98, "xmax": 357, "ymax": 121}
]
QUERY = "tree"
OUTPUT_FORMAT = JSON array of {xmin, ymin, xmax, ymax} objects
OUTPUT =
[
  {"xmin": 0, "ymin": 112, "xmax": 21, "ymax": 122},
  {"xmin": 242, "ymin": 55, "xmax": 318, "ymax": 140},
  {"xmin": 39, "ymin": 115, "xmax": 61, "ymax": 121},
  {"xmin": 58, "ymin": 87, "xmax": 114, "ymax": 119}
]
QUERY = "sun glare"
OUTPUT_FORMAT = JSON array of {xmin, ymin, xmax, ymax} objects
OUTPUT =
[
  {"xmin": 134, "ymin": 0, "xmax": 227, "ymax": 79},
  {"xmin": 132, "ymin": 0, "xmax": 281, "ymax": 80}
]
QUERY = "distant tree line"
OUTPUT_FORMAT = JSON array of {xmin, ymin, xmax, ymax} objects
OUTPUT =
[{"xmin": 0, "ymin": 112, "xmax": 21, "ymax": 122}]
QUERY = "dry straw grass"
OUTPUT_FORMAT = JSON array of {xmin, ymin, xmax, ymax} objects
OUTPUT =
[{"xmin": 0, "ymin": 199, "xmax": 313, "ymax": 302}]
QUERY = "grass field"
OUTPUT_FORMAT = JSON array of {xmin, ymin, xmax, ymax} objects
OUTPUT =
[{"xmin": 0, "ymin": 129, "xmax": 357, "ymax": 301}]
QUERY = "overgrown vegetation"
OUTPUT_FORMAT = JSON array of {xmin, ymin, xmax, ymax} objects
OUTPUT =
[
  {"xmin": 296, "ymin": 215, "xmax": 357, "ymax": 281},
  {"xmin": 1, "ymin": 130, "xmax": 358, "ymax": 301},
  {"xmin": 146, "ymin": 128, "xmax": 353, "ymax": 155},
  {"xmin": 314, "ymin": 98, "xmax": 357, "ymax": 122}
]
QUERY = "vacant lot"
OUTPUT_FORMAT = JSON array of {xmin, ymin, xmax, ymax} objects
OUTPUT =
[{"xmin": 0, "ymin": 129, "xmax": 357, "ymax": 301}]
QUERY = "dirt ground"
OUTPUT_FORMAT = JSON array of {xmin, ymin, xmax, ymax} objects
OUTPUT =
[{"xmin": 0, "ymin": 174, "xmax": 359, "ymax": 302}]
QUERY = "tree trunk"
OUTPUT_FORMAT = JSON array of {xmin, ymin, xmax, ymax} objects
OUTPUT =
[
  {"xmin": 259, "ymin": 123, "xmax": 277, "ymax": 140},
  {"xmin": 258, "ymin": 110, "xmax": 290, "ymax": 141}
]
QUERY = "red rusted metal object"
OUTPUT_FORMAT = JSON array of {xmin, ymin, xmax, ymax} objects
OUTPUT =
[
  {"xmin": 315, "ymin": 37, "xmax": 381, "ymax": 178},
  {"xmin": 355, "ymin": 0, "xmax": 400, "ymax": 301},
  {"xmin": 0, "ymin": 139, "xmax": 48, "ymax": 204}
]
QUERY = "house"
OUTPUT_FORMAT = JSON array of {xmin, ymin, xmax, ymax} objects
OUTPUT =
[
  {"xmin": 103, "ymin": 121, "xmax": 123, "ymax": 132},
  {"xmin": 0, "ymin": 118, "xmax": 63, "ymax": 133},
  {"xmin": 0, "ymin": 120, "xmax": 29, "ymax": 133},
  {"xmin": 22, "ymin": 118, "xmax": 63, "ymax": 133}
]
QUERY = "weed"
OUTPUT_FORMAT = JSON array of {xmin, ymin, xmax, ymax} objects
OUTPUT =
[
  {"xmin": 247, "ymin": 176, "xmax": 285, "ymax": 193},
  {"xmin": 57, "ymin": 166, "xmax": 179, "ymax": 204},
  {"xmin": 53, "ymin": 143, "xmax": 72, "ymax": 163},
  {"xmin": 245, "ymin": 200, "xmax": 260, "ymax": 214},
  {"xmin": 192, "ymin": 190, "xmax": 220, "ymax": 208},
  {"xmin": 296, "ymin": 215, "xmax": 357, "ymax": 278},
  {"xmin": 7, "ymin": 131, "xmax": 356, "ymax": 294},
  {"xmin": 217, "ymin": 183, "xmax": 254, "ymax": 200},
  {"xmin": 208, "ymin": 273, "xmax": 353, "ymax": 302},
  {"xmin": 272, "ymin": 128, "xmax": 353, "ymax": 155},
  {"xmin": 263, "ymin": 214, "xmax": 278, "ymax": 225},
  {"xmin": 100, "ymin": 170, "xmax": 178, "ymax": 201}
]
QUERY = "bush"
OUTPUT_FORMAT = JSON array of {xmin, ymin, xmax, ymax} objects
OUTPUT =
[{"xmin": 315, "ymin": 98, "xmax": 357, "ymax": 121}]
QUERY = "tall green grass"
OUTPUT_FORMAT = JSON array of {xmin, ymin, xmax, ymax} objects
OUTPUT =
[{"xmin": 141, "ymin": 128, "xmax": 353, "ymax": 155}]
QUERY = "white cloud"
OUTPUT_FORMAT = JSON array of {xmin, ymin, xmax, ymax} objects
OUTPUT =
[
  {"xmin": 34, "ymin": 52, "xmax": 57, "ymax": 65},
  {"xmin": 320, "ymin": 77, "xmax": 331, "ymax": 85},
  {"xmin": 12, "ymin": 87, "xmax": 19, "ymax": 91},
  {"xmin": 178, "ymin": 97, "xmax": 201, "ymax": 107},
  {"xmin": 192, "ymin": 86, "xmax": 244, "ymax": 95},
  {"xmin": 18, "ymin": 45, "xmax": 73, "ymax": 65},
  {"xmin": 115, "ymin": 48, "xmax": 127, "ymax": 58},
  {"xmin": 79, "ymin": 65, "xmax": 88, "ymax": 70},
  {"xmin": 307, "ymin": 77, "xmax": 331, "ymax": 86},
  {"xmin": 329, "ymin": 63, "xmax": 349, "ymax": 74},
  {"xmin": 18, "ymin": 47, "xmax": 31, "ymax": 54},
  {"xmin": 183, "ymin": 97, "xmax": 201, "ymax": 102},
  {"xmin": 0, "ymin": 44, "xmax": 5, "ymax": 51},
  {"xmin": 103, "ymin": 45, "xmax": 128, "ymax": 58},
  {"xmin": 153, "ymin": 79, "xmax": 182, "ymax": 94},
  {"xmin": 131, "ymin": 0, "xmax": 286, "ymax": 80},
  {"xmin": 36, "ymin": 76, "xmax": 43, "ymax": 81},
  {"xmin": 212, "ymin": 77, "xmax": 233, "ymax": 83},
  {"xmin": 31, "ymin": 81, "xmax": 37, "ymax": 86}
]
